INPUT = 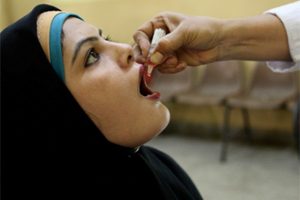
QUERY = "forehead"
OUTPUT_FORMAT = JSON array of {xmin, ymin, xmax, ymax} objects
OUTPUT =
[{"xmin": 62, "ymin": 18, "xmax": 98, "ymax": 44}]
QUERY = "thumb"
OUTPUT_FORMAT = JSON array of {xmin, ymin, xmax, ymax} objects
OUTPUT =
[{"xmin": 150, "ymin": 28, "xmax": 184, "ymax": 65}]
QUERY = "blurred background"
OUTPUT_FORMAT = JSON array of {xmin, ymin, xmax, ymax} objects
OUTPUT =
[{"xmin": 1, "ymin": 0, "xmax": 299, "ymax": 199}]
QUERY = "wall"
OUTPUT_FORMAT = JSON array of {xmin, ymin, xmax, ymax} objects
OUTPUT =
[{"xmin": 1, "ymin": 0, "xmax": 295, "ymax": 43}]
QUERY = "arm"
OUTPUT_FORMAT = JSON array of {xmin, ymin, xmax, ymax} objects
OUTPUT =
[
  {"xmin": 133, "ymin": 1, "xmax": 299, "ymax": 73},
  {"xmin": 218, "ymin": 14, "xmax": 291, "ymax": 61},
  {"xmin": 264, "ymin": 1, "xmax": 300, "ymax": 72}
]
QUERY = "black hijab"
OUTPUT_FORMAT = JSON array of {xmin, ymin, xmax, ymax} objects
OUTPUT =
[{"xmin": 1, "ymin": 4, "xmax": 202, "ymax": 199}]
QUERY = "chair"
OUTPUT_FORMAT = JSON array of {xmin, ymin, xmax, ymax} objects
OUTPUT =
[
  {"xmin": 173, "ymin": 60, "xmax": 245, "ymax": 106},
  {"xmin": 286, "ymin": 88, "xmax": 300, "ymax": 158},
  {"xmin": 288, "ymin": 99, "xmax": 300, "ymax": 158},
  {"xmin": 173, "ymin": 61, "xmax": 244, "ymax": 159},
  {"xmin": 149, "ymin": 67, "xmax": 194, "ymax": 102},
  {"xmin": 221, "ymin": 62, "xmax": 298, "ymax": 162}
]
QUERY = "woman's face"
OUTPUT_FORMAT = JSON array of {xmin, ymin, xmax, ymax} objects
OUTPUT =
[{"xmin": 61, "ymin": 18, "xmax": 170, "ymax": 147}]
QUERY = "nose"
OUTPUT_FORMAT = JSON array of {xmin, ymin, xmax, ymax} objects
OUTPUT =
[{"xmin": 109, "ymin": 42, "xmax": 134, "ymax": 69}]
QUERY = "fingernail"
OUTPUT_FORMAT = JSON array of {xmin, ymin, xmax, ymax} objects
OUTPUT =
[{"xmin": 150, "ymin": 52, "xmax": 163, "ymax": 64}]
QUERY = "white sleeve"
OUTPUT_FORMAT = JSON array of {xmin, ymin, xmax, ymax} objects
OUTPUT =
[{"xmin": 265, "ymin": 1, "xmax": 300, "ymax": 73}]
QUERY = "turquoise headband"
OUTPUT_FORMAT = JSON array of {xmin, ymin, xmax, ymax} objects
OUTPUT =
[{"xmin": 49, "ymin": 13, "xmax": 83, "ymax": 81}]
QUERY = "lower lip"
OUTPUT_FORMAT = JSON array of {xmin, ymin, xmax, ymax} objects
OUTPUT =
[{"xmin": 146, "ymin": 92, "xmax": 160, "ymax": 100}]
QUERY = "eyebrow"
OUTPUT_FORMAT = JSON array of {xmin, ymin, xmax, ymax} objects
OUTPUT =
[{"xmin": 72, "ymin": 36, "xmax": 99, "ymax": 64}]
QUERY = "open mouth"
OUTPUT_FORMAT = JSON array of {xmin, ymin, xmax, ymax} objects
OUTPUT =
[{"xmin": 139, "ymin": 65, "xmax": 160, "ymax": 100}]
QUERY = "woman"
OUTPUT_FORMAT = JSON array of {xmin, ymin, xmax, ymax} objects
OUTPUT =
[{"xmin": 1, "ymin": 4, "xmax": 203, "ymax": 199}]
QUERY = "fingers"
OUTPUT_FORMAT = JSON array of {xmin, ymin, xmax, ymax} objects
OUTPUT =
[
  {"xmin": 135, "ymin": 15, "xmax": 170, "ymax": 40},
  {"xmin": 132, "ymin": 43, "xmax": 146, "ymax": 64},
  {"xmin": 153, "ymin": 26, "xmax": 184, "ymax": 57},
  {"xmin": 133, "ymin": 30, "xmax": 151, "ymax": 59},
  {"xmin": 158, "ymin": 62, "xmax": 187, "ymax": 74},
  {"xmin": 156, "ymin": 56, "xmax": 187, "ymax": 74},
  {"xmin": 133, "ymin": 12, "xmax": 186, "ymax": 67},
  {"xmin": 133, "ymin": 17, "xmax": 167, "ymax": 61}
]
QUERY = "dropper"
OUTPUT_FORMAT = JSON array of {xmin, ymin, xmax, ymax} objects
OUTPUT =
[{"xmin": 146, "ymin": 28, "xmax": 166, "ymax": 78}]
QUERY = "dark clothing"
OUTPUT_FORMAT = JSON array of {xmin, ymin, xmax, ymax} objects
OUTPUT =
[{"xmin": 1, "ymin": 4, "xmax": 203, "ymax": 199}]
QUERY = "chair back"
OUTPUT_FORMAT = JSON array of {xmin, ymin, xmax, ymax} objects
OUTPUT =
[
  {"xmin": 249, "ymin": 62, "xmax": 297, "ymax": 100},
  {"xmin": 194, "ymin": 60, "xmax": 244, "ymax": 96},
  {"xmin": 149, "ymin": 67, "xmax": 194, "ymax": 102}
]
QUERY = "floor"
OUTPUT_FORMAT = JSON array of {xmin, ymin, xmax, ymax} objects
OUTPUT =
[{"xmin": 146, "ymin": 132, "xmax": 300, "ymax": 200}]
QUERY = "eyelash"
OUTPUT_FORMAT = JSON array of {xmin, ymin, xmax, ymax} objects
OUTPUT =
[
  {"xmin": 84, "ymin": 48, "xmax": 100, "ymax": 67},
  {"xmin": 84, "ymin": 35, "xmax": 112, "ymax": 67},
  {"xmin": 104, "ymin": 35, "xmax": 111, "ymax": 41}
]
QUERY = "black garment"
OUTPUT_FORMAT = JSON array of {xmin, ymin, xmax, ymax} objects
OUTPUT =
[{"xmin": 1, "ymin": 4, "xmax": 203, "ymax": 200}]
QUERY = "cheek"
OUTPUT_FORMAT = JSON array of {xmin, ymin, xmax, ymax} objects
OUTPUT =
[
  {"xmin": 66, "ymin": 67, "xmax": 108, "ymax": 109},
  {"xmin": 71, "ymin": 68, "xmax": 130, "ymax": 116},
  {"xmin": 66, "ymin": 63, "xmax": 171, "ymax": 147},
  {"xmin": 75, "ymin": 77, "xmax": 109, "ymax": 109},
  {"xmin": 106, "ymin": 102, "xmax": 171, "ymax": 147}
]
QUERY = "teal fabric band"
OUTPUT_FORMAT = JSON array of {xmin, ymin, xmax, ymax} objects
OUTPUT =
[{"xmin": 49, "ymin": 13, "xmax": 82, "ymax": 81}]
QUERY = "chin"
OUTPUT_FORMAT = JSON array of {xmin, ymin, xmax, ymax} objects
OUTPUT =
[
  {"xmin": 96, "ymin": 106, "xmax": 171, "ymax": 148},
  {"xmin": 155, "ymin": 108, "xmax": 170, "ymax": 136},
  {"xmin": 112, "ymin": 111, "xmax": 170, "ymax": 148}
]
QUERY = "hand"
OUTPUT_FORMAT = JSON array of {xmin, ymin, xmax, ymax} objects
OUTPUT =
[
  {"xmin": 133, "ymin": 12, "xmax": 291, "ymax": 74},
  {"xmin": 133, "ymin": 11, "xmax": 223, "ymax": 73}
]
